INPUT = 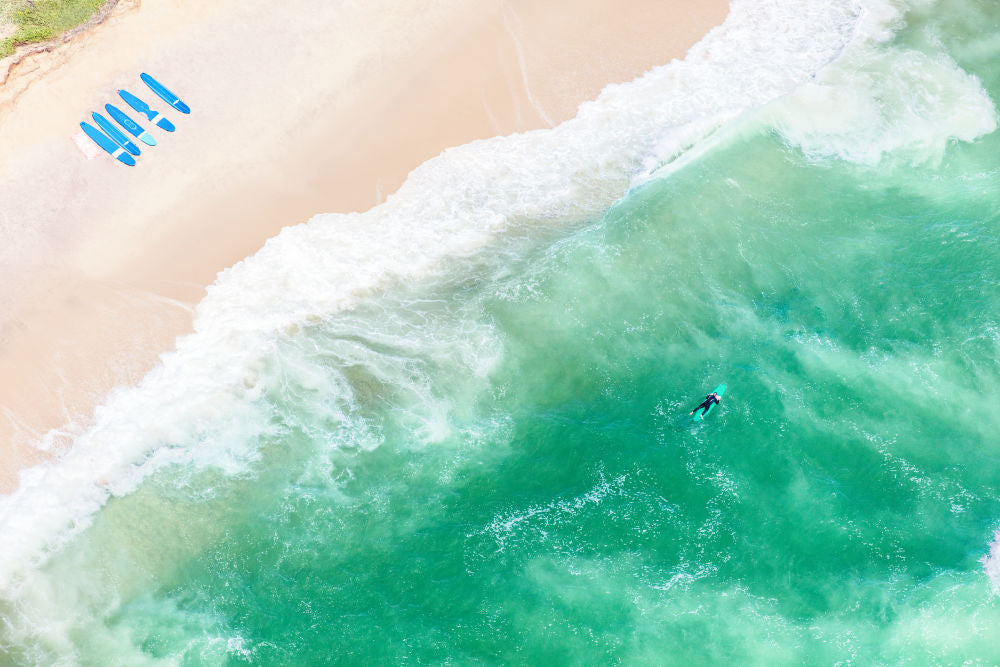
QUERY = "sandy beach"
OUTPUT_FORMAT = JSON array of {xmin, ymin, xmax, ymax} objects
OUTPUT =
[{"xmin": 0, "ymin": 0, "xmax": 729, "ymax": 493}]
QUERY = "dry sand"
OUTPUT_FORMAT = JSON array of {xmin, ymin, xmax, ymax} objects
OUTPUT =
[{"xmin": 0, "ymin": 0, "xmax": 730, "ymax": 492}]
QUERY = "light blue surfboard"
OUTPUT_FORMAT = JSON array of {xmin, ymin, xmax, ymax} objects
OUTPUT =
[
  {"xmin": 692, "ymin": 383, "xmax": 726, "ymax": 422},
  {"xmin": 119, "ymin": 90, "xmax": 176, "ymax": 131},
  {"xmin": 80, "ymin": 122, "xmax": 136, "ymax": 166},
  {"xmin": 106, "ymin": 103, "xmax": 156, "ymax": 146},
  {"xmin": 140, "ymin": 73, "xmax": 190, "ymax": 114},
  {"xmin": 92, "ymin": 112, "xmax": 140, "ymax": 156}
]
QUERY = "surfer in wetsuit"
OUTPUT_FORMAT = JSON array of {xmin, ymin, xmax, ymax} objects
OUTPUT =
[{"xmin": 690, "ymin": 392, "xmax": 720, "ymax": 417}]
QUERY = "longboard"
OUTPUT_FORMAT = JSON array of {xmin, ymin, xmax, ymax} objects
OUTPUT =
[
  {"xmin": 119, "ymin": 90, "xmax": 176, "ymax": 131},
  {"xmin": 80, "ymin": 122, "xmax": 136, "ymax": 166},
  {"xmin": 106, "ymin": 103, "xmax": 156, "ymax": 146},
  {"xmin": 692, "ymin": 383, "xmax": 726, "ymax": 422},
  {"xmin": 92, "ymin": 112, "xmax": 141, "ymax": 156},
  {"xmin": 140, "ymin": 73, "xmax": 190, "ymax": 114}
]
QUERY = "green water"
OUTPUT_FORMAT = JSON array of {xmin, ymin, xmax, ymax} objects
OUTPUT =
[
  {"xmin": 54, "ymin": 131, "xmax": 1000, "ymax": 664},
  {"xmin": 6, "ymin": 1, "xmax": 1000, "ymax": 663}
]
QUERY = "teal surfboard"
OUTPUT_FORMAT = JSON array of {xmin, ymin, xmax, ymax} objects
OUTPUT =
[
  {"xmin": 80, "ymin": 122, "xmax": 136, "ymax": 166},
  {"xmin": 692, "ymin": 383, "xmax": 726, "ymax": 422},
  {"xmin": 140, "ymin": 73, "xmax": 190, "ymax": 114},
  {"xmin": 106, "ymin": 103, "xmax": 156, "ymax": 146}
]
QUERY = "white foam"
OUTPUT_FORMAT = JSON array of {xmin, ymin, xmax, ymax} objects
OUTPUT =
[
  {"xmin": 473, "ymin": 471, "xmax": 630, "ymax": 554},
  {"xmin": 0, "ymin": 0, "xmax": 864, "ymax": 604},
  {"xmin": 984, "ymin": 531, "xmax": 1000, "ymax": 593},
  {"xmin": 765, "ymin": 0, "xmax": 997, "ymax": 165}
]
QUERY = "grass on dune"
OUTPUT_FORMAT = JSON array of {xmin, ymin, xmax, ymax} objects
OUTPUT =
[{"xmin": 1, "ymin": 0, "xmax": 106, "ymax": 59}]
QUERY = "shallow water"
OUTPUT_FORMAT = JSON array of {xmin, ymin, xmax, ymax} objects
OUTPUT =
[{"xmin": 4, "ymin": 0, "xmax": 1000, "ymax": 663}]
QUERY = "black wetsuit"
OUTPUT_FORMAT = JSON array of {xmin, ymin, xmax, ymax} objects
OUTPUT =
[{"xmin": 692, "ymin": 393, "xmax": 720, "ymax": 416}]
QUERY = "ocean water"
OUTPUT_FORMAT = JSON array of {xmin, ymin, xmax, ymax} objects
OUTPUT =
[{"xmin": 4, "ymin": 0, "xmax": 1000, "ymax": 663}]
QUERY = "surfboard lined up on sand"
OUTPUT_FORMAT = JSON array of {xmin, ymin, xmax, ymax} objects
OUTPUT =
[
  {"xmin": 92, "ymin": 112, "xmax": 141, "ymax": 156},
  {"xmin": 80, "ymin": 122, "xmax": 136, "ymax": 166},
  {"xmin": 140, "ymin": 73, "xmax": 190, "ymax": 114},
  {"xmin": 77, "ymin": 73, "xmax": 189, "ymax": 164},
  {"xmin": 119, "ymin": 90, "xmax": 176, "ymax": 132},
  {"xmin": 106, "ymin": 103, "xmax": 157, "ymax": 146}
]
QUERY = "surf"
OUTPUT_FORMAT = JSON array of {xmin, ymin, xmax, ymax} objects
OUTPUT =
[
  {"xmin": 0, "ymin": 0, "xmax": 862, "ymax": 590},
  {"xmin": 5, "ymin": 0, "xmax": 1000, "ymax": 662}
]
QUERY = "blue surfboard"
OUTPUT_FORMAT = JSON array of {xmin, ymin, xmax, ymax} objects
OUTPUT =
[
  {"xmin": 80, "ymin": 122, "xmax": 136, "ymax": 166},
  {"xmin": 106, "ymin": 103, "xmax": 156, "ymax": 146},
  {"xmin": 119, "ymin": 90, "xmax": 175, "ymax": 131},
  {"xmin": 92, "ymin": 112, "xmax": 140, "ymax": 156},
  {"xmin": 140, "ymin": 73, "xmax": 190, "ymax": 114},
  {"xmin": 692, "ymin": 383, "xmax": 726, "ymax": 422}
]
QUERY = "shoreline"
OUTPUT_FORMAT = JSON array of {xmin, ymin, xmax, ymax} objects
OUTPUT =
[{"xmin": 0, "ymin": 0, "xmax": 730, "ymax": 493}]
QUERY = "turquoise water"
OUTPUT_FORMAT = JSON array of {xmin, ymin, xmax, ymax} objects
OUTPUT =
[{"xmin": 5, "ymin": 0, "xmax": 1000, "ymax": 663}]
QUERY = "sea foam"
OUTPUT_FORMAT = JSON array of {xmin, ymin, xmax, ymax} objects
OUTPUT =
[
  {"xmin": 986, "ymin": 531, "xmax": 1000, "ymax": 592},
  {"xmin": 764, "ymin": 0, "xmax": 997, "ymax": 165},
  {"xmin": 0, "ymin": 0, "xmax": 875, "ymax": 599}
]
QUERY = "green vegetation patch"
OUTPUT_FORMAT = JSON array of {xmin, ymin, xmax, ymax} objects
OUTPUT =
[{"xmin": 1, "ymin": 0, "xmax": 106, "ymax": 59}]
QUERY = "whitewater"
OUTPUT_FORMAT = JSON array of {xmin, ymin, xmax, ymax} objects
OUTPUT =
[{"xmin": 4, "ymin": 0, "xmax": 1000, "ymax": 662}]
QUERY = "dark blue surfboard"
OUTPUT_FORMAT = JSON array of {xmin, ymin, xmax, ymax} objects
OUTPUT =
[
  {"xmin": 92, "ymin": 112, "xmax": 141, "ymax": 156},
  {"xmin": 106, "ymin": 103, "xmax": 156, "ymax": 146},
  {"xmin": 119, "ymin": 90, "xmax": 175, "ymax": 131},
  {"xmin": 80, "ymin": 122, "xmax": 136, "ymax": 166},
  {"xmin": 140, "ymin": 73, "xmax": 190, "ymax": 114}
]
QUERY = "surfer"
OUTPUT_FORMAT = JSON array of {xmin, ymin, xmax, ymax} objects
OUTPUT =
[{"xmin": 690, "ymin": 392, "xmax": 720, "ymax": 417}]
